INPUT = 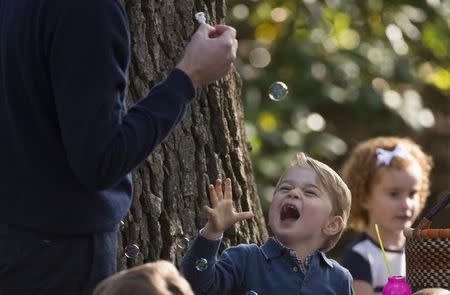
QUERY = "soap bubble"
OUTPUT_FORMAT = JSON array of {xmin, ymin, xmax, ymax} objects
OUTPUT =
[
  {"xmin": 177, "ymin": 237, "xmax": 191, "ymax": 250},
  {"xmin": 268, "ymin": 81, "xmax": 288, "ymax": 101},
  {"xmin": 195, "ymin": 258, "xmax": 208, "ymax": 271},
  {"xmin": 125, "ymin": 244, "xmax": 140, "ymax": 259}
]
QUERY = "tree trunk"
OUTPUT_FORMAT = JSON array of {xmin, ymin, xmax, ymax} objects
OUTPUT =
[{"xmin": 117, "ymin": 0, "xmax": 268, "ymax": 270}]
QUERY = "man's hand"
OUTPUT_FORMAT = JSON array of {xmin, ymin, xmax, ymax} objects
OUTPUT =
[
  {"xmin": 176, "ymin": 24, "xmax": 238, "ymax": 88},
  {"xmin": 201, "ymin": 178, "xmax": 253, "ymax": 240}
]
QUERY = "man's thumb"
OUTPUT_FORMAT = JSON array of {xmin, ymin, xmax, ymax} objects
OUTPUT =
[{"xmin": 195, "ymin": 23, "xmax": 215, "ymax": 36}]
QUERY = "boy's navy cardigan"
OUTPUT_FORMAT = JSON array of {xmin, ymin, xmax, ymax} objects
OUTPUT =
[{"xmin": 0, "ymin": 0, "xmax": 194, "ymax": 234}]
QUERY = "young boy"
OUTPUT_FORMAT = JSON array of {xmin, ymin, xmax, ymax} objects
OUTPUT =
[{"xmin": 181, "ymin": 153, "xmax": 353, "ymax": 294}]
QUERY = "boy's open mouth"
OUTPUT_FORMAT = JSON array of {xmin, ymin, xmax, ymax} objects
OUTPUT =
[{"xmin": 280, "ymin": 204, "xmax": 300, "ymax": 221}]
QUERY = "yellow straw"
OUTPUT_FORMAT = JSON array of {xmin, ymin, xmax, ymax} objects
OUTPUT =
[{"xmin": 375, "ymin": 224, "xmax": 392, "ymax": 276}]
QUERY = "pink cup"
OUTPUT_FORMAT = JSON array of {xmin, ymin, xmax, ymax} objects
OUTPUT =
[{"xmin": 382, "ymin": 276, "xmax": 412, "ymax": 295}]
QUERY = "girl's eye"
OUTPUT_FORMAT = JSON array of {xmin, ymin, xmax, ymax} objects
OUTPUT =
[
  {"xmin": 389, "ymin": 191, "xmax": 400, "ymax": 198},
  {"xmin": 279, "ymin": 186, "xmax": 291, "ymax": 191},
  {"xmin": 409, "ymin": 190, "xmax": 418, "ymax": 198}
]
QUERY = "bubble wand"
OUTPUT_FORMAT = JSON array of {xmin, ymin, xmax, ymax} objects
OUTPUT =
[
  {"xmin": 375, "ymin": 223, "xmax": 392, "ymax": 277},
  {"xmin": 195, "ymin": 12, "xmax": 206, "ymax": 24}
]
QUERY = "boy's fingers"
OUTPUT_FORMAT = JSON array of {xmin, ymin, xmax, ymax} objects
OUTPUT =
[
  {"xmin": 202, "ymin": 205, "xmax": 215, "ymax": 216},
  {"xmin": 208, "ymin": 184, "xmax": 218, "ymax": 207},
  {"xmin": 234, "ymin": 211, "xmax": 254, "ymax": 223},
  {"xmin": 224, "ymin": 178, "xmax": 232, "ymax": 199},
  {"xmin": 215, "ymin": 179, "xmax": 224, "ymax": 200}
]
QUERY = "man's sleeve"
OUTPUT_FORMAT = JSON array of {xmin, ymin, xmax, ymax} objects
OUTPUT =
[
  {"xmin": 50, "ymin": 0, "xmax": 194, "ymax": 192},
  {"xmin": 181, "ymin": 235, "xmax": 246, "ymax": 294}
]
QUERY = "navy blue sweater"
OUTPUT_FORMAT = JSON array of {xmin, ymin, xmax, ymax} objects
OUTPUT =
[{"xmin": 0, "ymin": 0, "xmax": 195, "ymax": 234}]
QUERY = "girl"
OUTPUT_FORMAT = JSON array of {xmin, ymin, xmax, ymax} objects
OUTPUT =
[{"xmin": 340, "ymin": 137, "xmax": 433, "ymax": 295}]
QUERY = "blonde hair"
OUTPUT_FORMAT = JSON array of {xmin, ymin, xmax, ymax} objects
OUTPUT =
[
  {"xmin": 275, "ymin": 152, "xmax": 352, "ymax": 252},
  {"xmin": 93, "ymin": 261, "xmax": 194, "ymax": 295},
  {"xmin": 413, "ymin": 288, "xmax": 450, "ymax": 295},
  {"xmin": 341, "ymin": 137, "xmax": 432, "ymax": 231}
]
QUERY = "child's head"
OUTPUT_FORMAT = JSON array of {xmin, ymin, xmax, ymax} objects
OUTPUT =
[
  {"xmin": 268, "ymin": 152, "xmax": 351, "ymax": 252},
  {"xmin": 341, "ymin": 137, "xmax": 432, "ymax": 233},
  {"xmin": 413, "ymin": 288, "xmax": 450, "ymax": 295},
  {"xmin": 93, "ymin": 260, "xmax": 194, "ymax": 295}
]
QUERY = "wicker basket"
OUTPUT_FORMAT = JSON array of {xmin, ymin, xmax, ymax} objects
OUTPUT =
[{"xmin": 404, "ymin": 193, "xmax": 450, "ymax": 292}]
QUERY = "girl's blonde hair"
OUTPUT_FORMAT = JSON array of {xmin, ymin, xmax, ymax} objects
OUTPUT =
[
  {"xmin": 413, "ymin": 288, "xmax": 450, "ymax": 295},
  {"xmin": 275, "ymin": 152, "xmax": 352, "ymax": 252},
  {"xmin": 341, "ymin": 137, "xmax": 433, "ymax": 231},
  {"xmin": 93, "ymin": 261, "xmax": 194, "ymax": 295}
]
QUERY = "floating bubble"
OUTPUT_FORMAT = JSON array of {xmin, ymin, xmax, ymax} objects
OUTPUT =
[
  {"xmin": 177, "ymin": 237, "xmax": 191, "ymax": 250},
  {"xmin": 125, "ymin": 244, "xmax": 140, "ymax": 259},
  {"xmin": 195, "ymin": 258, "xmax": 208, "ymax": 271},
  {"xmin": 268, "ymin": 81, "xmax": 288, "ymax": 101},
  {"xmin": 245, "ymin": 291, "xmax": 259, "ymax": 295}
]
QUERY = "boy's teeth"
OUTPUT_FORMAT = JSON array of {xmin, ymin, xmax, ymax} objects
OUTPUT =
[{"xmin": 280, "ymin": 204, "xmax": 300, "ymax": 220}]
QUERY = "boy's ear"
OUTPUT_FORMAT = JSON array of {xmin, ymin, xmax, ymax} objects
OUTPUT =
[{"xmin": 323, "ymin": 215, "xmax": 344, "ymax": 237}]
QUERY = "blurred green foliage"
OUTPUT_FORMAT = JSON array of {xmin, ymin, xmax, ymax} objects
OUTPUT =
[{"xmin": 225, "ymin": 0, "xmax": 450, "ymax": 219}]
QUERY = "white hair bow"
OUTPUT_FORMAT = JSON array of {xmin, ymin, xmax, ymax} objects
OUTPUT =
[{"xmin": 375, "ymin": 145, "xmax": 411, "ymax": 166}]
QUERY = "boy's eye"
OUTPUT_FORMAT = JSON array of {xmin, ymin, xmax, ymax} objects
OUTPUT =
[
  {"xmin": 279, "ymin": 186, "xmax": 291, "ymax": 191},
  {"xmin": 305, "ymin": 190, "xmax": 318, "ymax": 197}
]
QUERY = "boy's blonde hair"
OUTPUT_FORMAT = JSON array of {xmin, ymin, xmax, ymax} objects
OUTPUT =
[
  {"xmin": 93, "ymin": 260, "xmax": 194, "ymax": 295},
  {"xmin": 341, "ymin": 137, "xmax": 432, "ymax": 231},
  {"xmin": 275, "ymin": 152, "xmax": 352, "ymax": 252}
]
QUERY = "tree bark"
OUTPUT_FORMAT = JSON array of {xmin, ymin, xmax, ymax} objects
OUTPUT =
[{"xmin": 118, "ymin": 0, "xmax": 268, "ymax": 270}]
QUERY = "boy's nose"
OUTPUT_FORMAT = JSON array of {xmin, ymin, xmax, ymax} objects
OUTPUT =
[{"xmin": 288, "ymin": 188, "xmax": 302, "ymax": 199}]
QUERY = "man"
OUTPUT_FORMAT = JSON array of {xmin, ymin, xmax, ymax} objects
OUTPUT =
[{"xmin": 0, "ymin": 0, "xmax": 237, "ymax": 294}]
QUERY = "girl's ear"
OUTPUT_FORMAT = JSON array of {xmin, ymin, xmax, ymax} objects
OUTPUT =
[{"xmin": 323, "ymin": 215, "xmax": 344, "ymax": 237}]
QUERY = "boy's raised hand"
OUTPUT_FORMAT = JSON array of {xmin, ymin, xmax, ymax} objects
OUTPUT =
[{"xmin": 201, "ymin": 178, "xmax": 254, "ymax": 240}]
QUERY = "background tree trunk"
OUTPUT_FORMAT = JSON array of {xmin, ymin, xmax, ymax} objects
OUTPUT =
[{"xmin": 117, "ymin": 0, "xmax": 268, "ymax": 270}]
